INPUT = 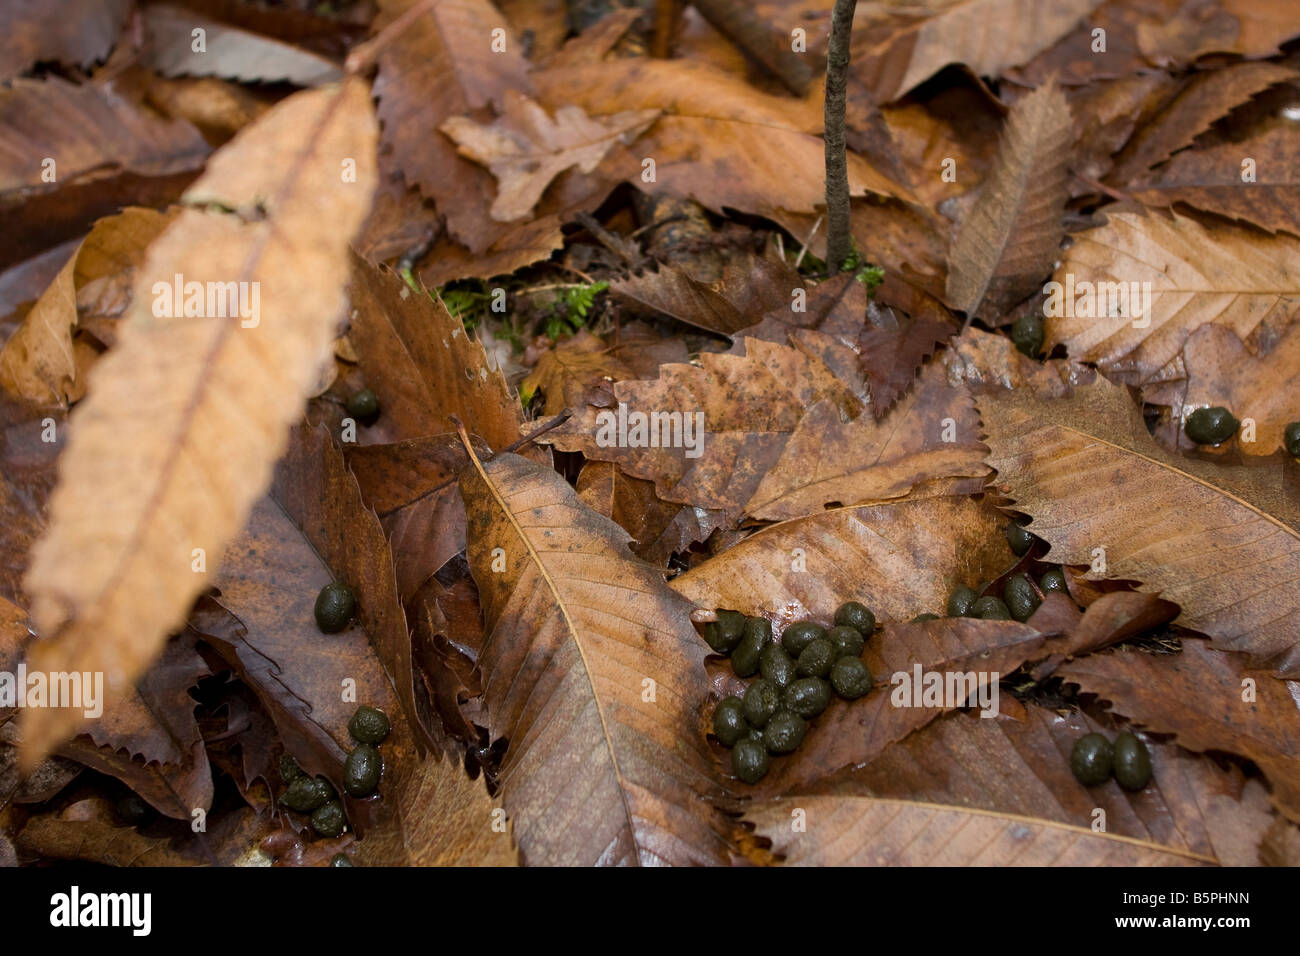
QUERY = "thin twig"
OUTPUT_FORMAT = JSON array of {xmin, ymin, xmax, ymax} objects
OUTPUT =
[
  {"xmin": 794, "ymin": 214, "xmax": 823, "ymax": 270},
  {"xmin": 824, "ymin": 0, "xmax": 858, "ymax": 272}
]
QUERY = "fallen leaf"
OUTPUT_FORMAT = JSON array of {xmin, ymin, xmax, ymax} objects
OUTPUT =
[
  {"xmin": 945, "ymin": 80, "xmax": 1072, "ymax": 319},
  {"xmin": 443, "ymin": 92, "xmax": 658, "ymax": 222},
  {"xmin": 0, "ymin": 0, "xmax": 130, "ymax": 81},
  {"xmin": 373, "ymin": 0, "xmax": 533, "ymax": 252},
  {"xmin": 19, "ymin": 79, "xmax": 377, "ymax": 766},
  {"xmin": 853, "ymin": 0, "xmax": 1104, "ymax": 103},
  {"xmin": 0, "ymin": 207, "xmax": 178, "ymax": 403},
  {"xmin": 979, "ymin": 375, "xmax": 1300, "ymax": 675},
  {"xmin": 458, "ymin": 444, "xmax": 734, "ymax": 865},
  {"xmin": 1061, "ymin": 638, "xmax": 1300, "ymax": 822},
  {"xmin": 672, "ymin": 494, "xmax": 1018, "ymax": 625},
  {"xmin": 141, "ymin": 4, "xmax": 343, "ymax": 86},
  {"xmin": 532, "ymin": 57, "xmax": 918, "ymax": 221},
  {"xmin": 1044, "ymin": 209, "xmax": 1300, "ymax": 384}
]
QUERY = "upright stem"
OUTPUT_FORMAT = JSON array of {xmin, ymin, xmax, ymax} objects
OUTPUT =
[{"xmin": 824, "ymin": 0, "xmax": 858, "ymax": 272}]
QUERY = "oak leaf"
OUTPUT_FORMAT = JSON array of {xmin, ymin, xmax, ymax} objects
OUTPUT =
[{"xmin": 442, "ymin": 92, "xmax": 658, "ymax": 223}]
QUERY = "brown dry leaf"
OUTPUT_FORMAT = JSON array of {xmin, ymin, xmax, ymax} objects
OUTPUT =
[
  {"xmin": 739, "ymin": 617, "xmax": 1047, "ymax": 796},
  {"xmin": 672, "ymin": 494, "xmax": 1017, "ymax": 625},
  {"xmin": 942, "ymin": 327, "xmax": 1077, "ymax": 397},
  {"xmin": 0, "ymin": 0, "xmax": 129, "ymax": 81},
  {"xmin": 442, "ymin": 91, "xmax": 658, "ymax": 222},
  {"xmin": 879, "ymin": 82, "xmax": 1004, "ymax": 211},
  {"xmin": 347, "ymin": 434, "xmax": 477, "ymax": 601},
  {"xmin": 354, "ymin": 753, "xmax": 517, "ymax": 865},
  {"xmin": 1179, "ymin": 324, "xmax": 1300, "ymax": 456},
  {"xmin": 1061, "ymin": 639, "xmax": 1300, "ymax": 823},
  {"xmin": 17, "ymin": 813, "xmax": 201, "ymax": 867},
  {"xmin": 824, "ymin": 704, "xmax": 1272, "ymax": 865},
  {"xmin": 612, "ymin": 254, "xmax": 804, "ymax": 337},
  {"xmin": 858, "ymin": 274, "xmax": 959, "ymax": 415},
  {"xmin": 852, "ymin": 0, "xmax": 1103, "ymax": 103},
  {"xmin": 271, "ymin": 423, "xmax": 442, "ymax": 757},
  {"xmin": 347, "ymin": 256, "xmax": 524, "ymax": 451},
  {"xmin": 543, "ymin": 336, "xmax": 861, "ymax": 512},
  {"xmin": 0, "ymin": 207, "xmax": 178, "ymax": 403},
  {"xmin": 1107, "ymin": 62, "xmax": 1298, "ymax": 185},
  {"xmin": 745, "ymin": 360, "xmax": 989, "ymax": 521},
  {"xmin": 142, "ymin": 75, "xmax": 272, "ymax": 145},
  {"xmin": 748, "ymin": 795, "xmax": 1208, "ymax": 865},
  {"xmin": 1129, "ymin": 125, "xmax": 1300, "ymax": 236},
  {"xmin": 458, "ymin": 445, "xmax": 733, "ymax": 865},
  {"xmin": 205, "ymin": 492, "xmax": 410, "ymax": 787},
  {"xmin": 1032, "ymin": 589, "xmax": 1180, "ymax": 672},
  {"xmin": 575, "ymin": 460, "xmax": 726, "ymax": 565},
  {"xmin": 1137, "ymin": 0, "xmax": 1300, "ymax": 64},
  {"xmin": 531, "ymin": 58, "xmax": 918, "ymax": 221},
  {"xmin": 18, "ymin": 79, "xmax": 377, "ymax": 766},
  {"xmin": 0, "ymin": 76, "xmax": 209, "ymax": 198},
  {"xmin": 945, "ymin": 81, "xmax": 1072, "ymax": 319},
  {"xmin": 372, "ymin": 0, "xmax": 533, "ymax": 253},
  {"xmin": 521, "ymin": 329, "xmax": 631, "ymax": 417},
  {"xmin": 141, "ymin": 4, "xmax": 342, "ymax": 86},
  {"xmin": 979, "ymin": 375, "xmax": 1300, "ymax": 675},
  {"xmin": 1045, "ymin": 209, "xmax": 1300, "ymax": 384}
]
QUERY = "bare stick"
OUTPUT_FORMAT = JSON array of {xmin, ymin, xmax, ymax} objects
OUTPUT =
[{"xmin": 824, "ymin": 0, "xmax": 858, "ymax": 272}]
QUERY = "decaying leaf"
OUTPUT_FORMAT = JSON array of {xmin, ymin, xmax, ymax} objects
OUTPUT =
[
  {"xmin": 442, "ymin": 92, "xmax": 658, "ymax": 222},
  {"xmin": 458, "ymin": 443, "xmax": 733, "ymax": 865},
  {"xmin": 1061, "ymin": 639, "xmax": 1300, "ymax": 822},
  {"xmin": 19, "ymin": 79, "xmax": 377, "ymax": 766},
  {"xmin": 0, "ymin": 207, "xmax": 177, "ymax": 403},
  {"xmin": 979, "ymin": 376, "xmax": 1300, "ymax": 676},
  {"xmin": 945, "ymin": 81, "xmax": 1072, "ymax": 319},
  {"xmin": 1043, "ymin": 209, "xmax": 1300, "ymax": 384}
]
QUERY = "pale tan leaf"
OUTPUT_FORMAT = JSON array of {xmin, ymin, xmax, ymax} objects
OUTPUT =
[
  {"xmin": 945, "ymin": 80, "xmax": 1072, "ymax": 318},
  {"xmin": 458, "ymin": 445, "xmax": 733, "ymax": 865},
  {"xmin": 978, "ymin": 375, "xmax": 1300, "ymax": 675},
  {"xmin": 19, "ymin": 79, "xmax": 377, "ymax": 765},
  {"xmin": 442, "ymin": 92, "xmax": 658, "ymax": 222},
  {"xmin": 0, "ymin": 207, "xmax": 177, "ymax": 403},
  {"xmin": 1044, "ymin": 210, "xmax": 1300, "ymax": 384}
]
